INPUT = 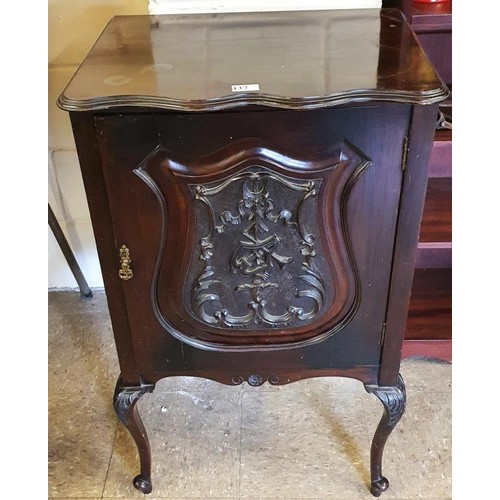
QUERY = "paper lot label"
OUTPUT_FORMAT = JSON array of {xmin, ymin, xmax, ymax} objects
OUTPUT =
[{"xmin": 231, "ymin": 84, "xmax": 260, "ymax": 92}]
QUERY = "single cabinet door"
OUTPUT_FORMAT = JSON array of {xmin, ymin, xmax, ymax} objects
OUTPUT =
[{"xmin": 95, "ymin": 104, "xmax": 410, "ymax": 372}]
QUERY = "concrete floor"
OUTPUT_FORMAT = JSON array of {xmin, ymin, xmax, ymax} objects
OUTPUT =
[{"xmin": 48, "ymin": 290, "xmax": 451, "ymax": 500}]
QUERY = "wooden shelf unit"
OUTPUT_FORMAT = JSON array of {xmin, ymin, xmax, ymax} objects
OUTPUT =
[
  {"xmin": 419, "ymin": 177, "xmax": 452, "ymax": 244},
  {"xmin": 404, "ymin": 136, "xmax": 452, "ymax": 356},
  {"xmin": 384, "ymin": 1, "xmax": 452, "ymax": 361}
]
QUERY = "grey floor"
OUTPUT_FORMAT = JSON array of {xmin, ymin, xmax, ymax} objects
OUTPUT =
[{"xmin": 49, "ymin": 290, "xmax": 451, "ymax": 500}]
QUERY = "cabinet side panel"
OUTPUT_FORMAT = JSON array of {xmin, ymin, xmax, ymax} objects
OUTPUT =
[
  {"xmin": 69, "ymin": 112, "xmax": 142, "ymax": 384},
  {"xmin": 93, "ymin": 113, "xmax": 188, "ymax": 375},
  {"xmin": 379, "ymin": 104, "xmax": 439, "ymax": 386}
]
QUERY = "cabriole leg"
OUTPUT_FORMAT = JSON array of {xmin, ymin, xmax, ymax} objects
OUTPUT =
[
  {"xmin": 113, "ymin": 377, "xmax": 155, "ymax": 494},
  {"xmin": 365, "ymin": 374, "xmax": 406, "ymax": 497}
]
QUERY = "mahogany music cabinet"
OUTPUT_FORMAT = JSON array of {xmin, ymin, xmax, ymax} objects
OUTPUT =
[{"xmin": 58, "ymin": 9, "xmax": 448, "ymax": 497}]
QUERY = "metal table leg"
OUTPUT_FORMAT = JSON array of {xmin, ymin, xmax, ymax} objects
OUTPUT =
[{"xmin": 49, "ymin": 204, "xmax": 93, "ymax": 298}]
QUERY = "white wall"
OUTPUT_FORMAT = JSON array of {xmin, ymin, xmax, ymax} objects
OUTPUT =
[
  {"xmin": 48, "ymin": 0, "xmax": 150, "ymax": 289},
  {"xmin": 48, "ymin": 0, "xmax": 381, "ymax": 289},
  {"xmin": 149, "ymin": 0, "xmax": 381, "ymax": 14}
]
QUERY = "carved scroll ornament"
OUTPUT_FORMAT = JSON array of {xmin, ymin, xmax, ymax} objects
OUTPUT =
[{"xmin": 192, "ymin": 171, "xmax": 325, "ymax": 328}]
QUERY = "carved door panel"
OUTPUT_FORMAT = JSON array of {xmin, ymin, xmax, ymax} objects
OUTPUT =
[
  {"xmin": 95, "ymin": 105, "xmax": 410, "ymax": 369},
  {"xmin": 133, "ymin": 139, "xmax": 368, "ymax": 349}
]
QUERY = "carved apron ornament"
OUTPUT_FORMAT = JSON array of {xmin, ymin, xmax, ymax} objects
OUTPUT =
[{"xmin": 192, "ymin": 172, "xmax": 325, "ymax": 327}]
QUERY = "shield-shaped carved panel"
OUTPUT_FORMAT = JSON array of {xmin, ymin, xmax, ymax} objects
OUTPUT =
[{"xmin": 134, "ymin": 139, "xmax": 370, "ymax": 350}]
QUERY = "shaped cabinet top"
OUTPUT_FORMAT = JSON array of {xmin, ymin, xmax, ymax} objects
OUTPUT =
[{"xmin": 58, "ymin": 9, "xmax": 449, "ymax": 112}]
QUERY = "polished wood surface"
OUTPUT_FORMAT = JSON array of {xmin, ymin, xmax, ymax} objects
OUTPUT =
[
  {"xmin": 428, "ymin": 129, "xmax": 452, "ymax": 177},
  {"xmin": 402, "ymin": 340, "xmax": 451, "ymax": 362},
  {"xmin": 58, "ymin": 9, "xmax": 448, "ymax": 112},
  {"xmin": 414, "ymin": 31, "xmax": 451, "ymax": 85},
  {"xmin": 412, "ymin": 0, "xmax": 452, "ymax": 32},
  {"xmin": 415, "ymin": 246, "xmax": 451, "ymax": 269},
  {"xmin": 419, "ymin": 178, "xmax": 452, "ymax": 244},
  {"xmin": 382, "ymin": 0, "xmax": 452, "ymax": 28},
  {"xmin": 406, "ymin": 268, "xmax": 452, "ymax": 341}
]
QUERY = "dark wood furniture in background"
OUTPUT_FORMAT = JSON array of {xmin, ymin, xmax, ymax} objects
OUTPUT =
[
  {"xmin": 384, "ymin": 1, "xmax": 452, "ymax": 361},
  {"xmin": 58, "ymin": 9, "xmax": 448, "ymax": 497}
]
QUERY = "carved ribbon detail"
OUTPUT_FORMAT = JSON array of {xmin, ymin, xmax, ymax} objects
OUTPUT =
[{"xmin": 191, "ymin": 171, "xmax": 325, "ymax": 328}]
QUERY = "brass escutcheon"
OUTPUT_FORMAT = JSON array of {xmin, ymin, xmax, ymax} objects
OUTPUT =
[{"xmin": 119, "ymin": 245, "xmax": 133, "ymax": 280}]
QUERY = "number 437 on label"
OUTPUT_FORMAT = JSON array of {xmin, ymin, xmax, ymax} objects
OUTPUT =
[{"xmin": 231, "ymin": 84, "xmax": 260, "ymax": 92}]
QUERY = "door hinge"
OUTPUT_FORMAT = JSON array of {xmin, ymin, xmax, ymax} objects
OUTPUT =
[
  {"xmin": 379, "ymin": 322, "xmax": 387, "ymax": 346},
  {"xmin": 401, "ymin": 135, "xmax": 409, "ymax": 172}
]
